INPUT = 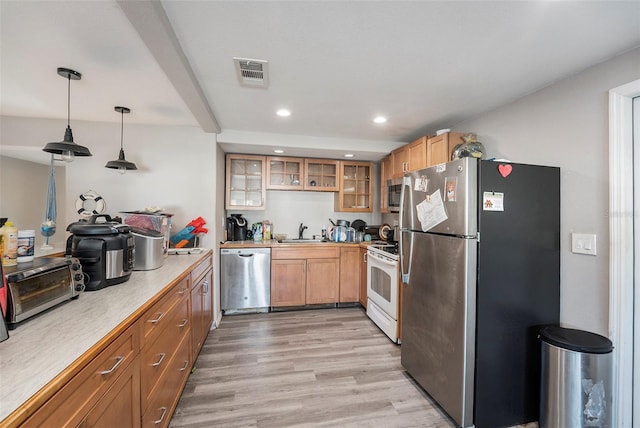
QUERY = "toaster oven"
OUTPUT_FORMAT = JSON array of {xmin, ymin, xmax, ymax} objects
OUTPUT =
[{"xmin": 3, "ymin": 257, "xmax": 85, "ymax": 328}]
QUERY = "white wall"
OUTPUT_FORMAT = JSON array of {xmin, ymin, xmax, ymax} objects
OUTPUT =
[
  {"xmin": 454, "ymin": 47, "xmax": 640, "ymax": 336},
  {"xmin": 0, "ymin": 116, "xmax": 217, "ymax": 250},
  {"xmin": 0, "ymin": 155, "xmax": 67, "ymax": 251}
]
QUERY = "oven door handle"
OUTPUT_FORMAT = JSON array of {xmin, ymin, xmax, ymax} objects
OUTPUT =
[{"xmin": 369, "ymin": 253, "xmax": 398, "ymax": 267}]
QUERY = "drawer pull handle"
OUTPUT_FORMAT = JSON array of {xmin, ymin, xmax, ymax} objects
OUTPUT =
[
  {"xmin": 98, "ymin": 356, "xmax": 124, "ymax": 375},
  {"xmin": 151, "ymin": 352, "xmax": 166, "ymax": 367},
  {"xmin": 180, "ymin": 360, "xmax": 189, "ymax": 371},
  {"xmin": 202, "ymin": 280, "xmax": 209, "ymax": 294},
  {"xmin": 177, "ymin": 319, "xmax": 188, "ymax": 328},
  {"xmin": 148, "ymin": 312, "xmax": 165, "ymax": 324},
  {"xmin": 177, "ymin": 287, "xmax": 188, "ymax": 295},
  {"xmin": 154, "ymin": 406, "xmax": 168, "ymax": 425}
]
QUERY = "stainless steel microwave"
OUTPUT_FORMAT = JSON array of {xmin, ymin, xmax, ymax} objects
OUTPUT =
[
  {"xmin": 387, "ymin": 178, "xmax": 402, "ymax": 212},
  {"xmin": 3, "ymin": 257, "xmax": 85, "ymax": 328}
]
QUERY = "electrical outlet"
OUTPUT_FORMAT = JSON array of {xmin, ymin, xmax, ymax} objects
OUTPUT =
[{"xmin": 571, "ymin": 233, "xmax": 597, "ymax": 256}]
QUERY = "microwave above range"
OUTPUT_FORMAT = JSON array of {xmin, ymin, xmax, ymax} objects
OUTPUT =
[
  {"xmin": 2, "ymin": 257, "xmax": 85, "ymax": 328},
  {"xmin": 387, "ymin": 178, "xmax": 402, "ymax": 212}
]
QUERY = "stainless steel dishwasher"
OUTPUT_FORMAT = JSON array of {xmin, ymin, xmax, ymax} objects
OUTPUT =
[{"xmin": 220, "ymin": 247, "xmax": 271, "ymax": 312}]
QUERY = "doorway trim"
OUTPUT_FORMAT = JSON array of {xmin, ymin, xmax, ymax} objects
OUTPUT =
[{"xmin": 609, "ymin": 78, "xmax": 639, "ymax": 427}]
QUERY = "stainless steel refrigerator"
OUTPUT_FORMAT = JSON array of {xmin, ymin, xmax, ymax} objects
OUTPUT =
[{"xmin": 399, "ymin": 158, "xmax": 560, "ymax": 428}]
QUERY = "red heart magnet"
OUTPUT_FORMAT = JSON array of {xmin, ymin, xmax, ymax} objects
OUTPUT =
[{"xmin": 498, "ymin": 164, "xmax": 512, "ymax": 178}]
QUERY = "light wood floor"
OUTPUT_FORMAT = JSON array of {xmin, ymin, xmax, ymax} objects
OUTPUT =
[{"xmin": 170, "ymin": 307, "xmax": 457, "ymax": 427}]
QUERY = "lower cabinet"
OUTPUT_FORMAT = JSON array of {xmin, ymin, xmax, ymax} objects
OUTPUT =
[
  {"xmin": 359, "ymin": 247, "xmax": 368, "ymax": 308},
  {"xmin": 271, "ymin": 247, "xmax": 340, "ymax": 306},
  {"xmin": 191, "ymin": 263, "xmax": 214, "ymax": 359},
  {"xmin": 23, "ymin": 323, "xmax": 141, "ymax": 427},
  {"xmin": 20, "ymin": 253, "xmax": 214, "ymax": 428},
  {"xmin": 339, "ymin": 247, "xmax": 360, "ymax": 303}
]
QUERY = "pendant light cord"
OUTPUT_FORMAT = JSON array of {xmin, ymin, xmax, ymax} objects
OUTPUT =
[
  {"xmin": 67, "ymin": 74, "xmax": 71, "ymax": 128},
  {"xmin": 120, "ymin": 110, "xmax": 124, "ymax": 150}
]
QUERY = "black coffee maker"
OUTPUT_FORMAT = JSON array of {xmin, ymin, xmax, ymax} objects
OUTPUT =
[{"xmin": 225, "ymin": 214, "xmax": 248, "ymax": 241}]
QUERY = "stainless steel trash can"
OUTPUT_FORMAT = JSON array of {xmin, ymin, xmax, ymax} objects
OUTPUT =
[{"xmin": 539, "ymin": 326, "xmax": 613, "ymax": 428}]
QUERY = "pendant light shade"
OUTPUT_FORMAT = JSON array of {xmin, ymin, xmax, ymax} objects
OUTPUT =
[
  {"xmin": 105, "ymin": 106, "xmax": 137, "ymax": 174},
  {"xmin": 43, "ymin": 68, "xmax": 92, "ymax": 162}
]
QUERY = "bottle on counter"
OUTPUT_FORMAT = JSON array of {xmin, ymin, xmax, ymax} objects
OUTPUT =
[
  {"xmin": 17, "ymin": 229, "xmax": 35, "ymax": 263},
  {"xmin": 1, "ymin": 221, "xmax": 18, "ymax": 266}
]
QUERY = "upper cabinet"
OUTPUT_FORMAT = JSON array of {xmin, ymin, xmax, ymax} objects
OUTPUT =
[
  {"xmin": 335, "ymin": 161, "xmax": 373, "ymax": 212},
  {"xmin": 426, "ymin": 132, "xmax": 465, "ymax": 166},
  {"xmin": 304, "ymin": 159, "xmax": 339, "ymax": 191},
  {"xmin": 391, "ymin": 145, "xmax": 410, "ymax": 178},
  {"xmin": 266, "ymin": 157, "xmax": 304, "ymax": 190},
  {"xmin": 225, "ymin": 154, "xmax": 266, "ymax": 210},
  {"xmin": 408, "ymin": 136, "xmax": 428, "ymax": 171},
  {"xmin": 380, "ymin": 155, "xmax": 392, "ymax": 213}
]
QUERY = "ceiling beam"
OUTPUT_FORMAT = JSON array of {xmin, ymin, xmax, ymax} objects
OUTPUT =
[{"xmin": 116, "ymin": 0, "xmax": 220, "ymax": 133}]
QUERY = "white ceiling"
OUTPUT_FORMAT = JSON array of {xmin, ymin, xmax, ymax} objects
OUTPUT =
[{"xmin": 1, "ymin": 1, "xmax": 639, "ymax": 162}]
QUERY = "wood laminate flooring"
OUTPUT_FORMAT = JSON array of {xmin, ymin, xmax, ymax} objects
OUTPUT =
[{"xmin": 170, "ymin": 308, "xmax": 534, "ymax": 428}]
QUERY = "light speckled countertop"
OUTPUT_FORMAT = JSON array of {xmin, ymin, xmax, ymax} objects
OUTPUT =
[{"xmin": 0, "ymin": 250, "xmax": 212, "ymax": 423}]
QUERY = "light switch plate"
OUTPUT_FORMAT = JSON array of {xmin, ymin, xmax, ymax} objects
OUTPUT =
[{"xmin": 571, "ymin": 233, "xmax": 597, "ymax": 256}]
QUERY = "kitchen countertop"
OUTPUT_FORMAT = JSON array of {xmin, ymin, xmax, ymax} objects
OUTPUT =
[
  {"xmin": 0, "ymin": 250, "xmax": 212, "ymax": 424},
  {"xmin": 219, "ymin": 239, "xmax": 373, "ymax": 249}
]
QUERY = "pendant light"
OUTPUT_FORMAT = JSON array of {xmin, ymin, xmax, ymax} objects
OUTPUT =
[
  {"xmin": 43, "ymin": 67, "xmax": 92, "ymax": 162},
  {"xmin": 105, "ymin": 106, "xmax": 137, "ymax": 174}
]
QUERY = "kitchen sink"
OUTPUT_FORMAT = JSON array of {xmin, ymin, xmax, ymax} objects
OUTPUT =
[{"xmin": 278, "ymin": 238, "xmax": 326, "ymax": 243}]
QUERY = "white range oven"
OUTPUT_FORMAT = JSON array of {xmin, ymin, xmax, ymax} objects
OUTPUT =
[{"xmin": 366, "ymin": 244, "xmax": 400, "ymax": 343}]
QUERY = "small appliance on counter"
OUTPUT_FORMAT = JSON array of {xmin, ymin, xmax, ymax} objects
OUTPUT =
[
  {"xmin": 66, "ymin": 214, "xmax": 134, "ymax": 291},
  {"xmin": 130, "ymin": 227, "xmax": 164, "ymax": 271},
  {"xmin": 225, "ymin": 214, "xmax": 248, "ymax": 241},
  {"xmin": 2, "ymin": 257, "xmax": 84, "ymax": 328}
]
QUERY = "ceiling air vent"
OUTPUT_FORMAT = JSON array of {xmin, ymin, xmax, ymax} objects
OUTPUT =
[{"xmin": 233, "ymin": 57, "xmax": 269, "ymax": 88}]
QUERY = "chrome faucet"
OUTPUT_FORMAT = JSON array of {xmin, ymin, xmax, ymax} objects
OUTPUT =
[{"xmin": 298, "ymin": 223, "xmax": 308, "ymax": 239}]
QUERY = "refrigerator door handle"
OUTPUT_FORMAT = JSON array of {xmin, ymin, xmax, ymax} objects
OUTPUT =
[
  {"xmin": 399, "ymin": 175, "xmax": 413, "ymax": 230},
  {"xmin": 400, "ymin": 230, "xmax": 413, "ymax": 284}
]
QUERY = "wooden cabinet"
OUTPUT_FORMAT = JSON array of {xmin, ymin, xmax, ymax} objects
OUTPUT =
[
  {"xmin": 304, "ymin": 159, "xmax": 339, "ymax": 191},
  {"xmin": 380, "ymin": 155, "xmax": 392, "ymax": 213},
  {"xmin": 335, "ymin": 161, "xmax": 373, "ymax": 212},
  {"xmin": 271, "ymin": 246, "xmax": 340, "ymax": 306},
  {"xmin": 140, "ymin": 275, "xmax": 191, "ymax": 426},
  {"xmin": 359, "ymin": 247, "xmax": 368, "ymax": 308},
  {"xmin": 226, "ymin": 154, "xmax": 266, "ymax": 210},
  {"xmin": 339, "ymin": 247, "xmax": 360, "ymax": 303},
  {"xmin": 391, "ymin": 145, "xmax": 409, "ymax": 178},
  {"xmin": 24, "ymin": 324, "xmax": 141, "ymax": 428},
  {"xmin": 408, "ymin": 136, "xmax": 428, "ymax": 171},
  {"xmin": 426, "ymin": 132, "xmax": 464, "ymax": 166},
  {"xmin": 306, "ymin": 258, "xmax": 340, "ymax": 304},
  {"xmin": 20, "ymin": 253, "xmax": 215, "ymax": 428},
  {"xmin": 271, "ymin": 259, "xmax": 307, "ymax": 306},
  {"xmin": 266, "ymin": 157, "xmax": 304, "ymax": 190},
  {"xmin": 190, "ymin": 256, "xmax": 214, "ymax": 359}
]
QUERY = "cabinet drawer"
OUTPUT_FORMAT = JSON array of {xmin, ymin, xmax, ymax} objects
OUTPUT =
[
  {"xmin": 142, "ymin": 332, "xmax": 192, "ymax": 428},
  {"xmin": 190, "ymin": 255, "xmax": 212, "ymax": 285},
  {"xmin": 141, "ymin": 294, "xmax": 190, "ymax": 410},
  {"xmin": 141, "ymin": 276, "xmax": 189, "ymax": 344},
  {"xmin": 272, "ymin": 246, "xmax": 340, "ymax": 260},
  {"xmin": 24, "ymin": 323, "xmax": 139, "ymax": 427}
]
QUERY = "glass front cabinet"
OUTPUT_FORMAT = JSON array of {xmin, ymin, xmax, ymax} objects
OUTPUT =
[
  {"xmin": 266, "ymin": 157, "xmax": 304, "ymax": 190},
  {"xmin": 225, "ymin": 154, "xmax": 266, "ymax": 210},
  {"xmin": 304, "ymin": 159, "xmax": 339, "ymax": 191},
  {"xmin": 335, "ymin": 161, "xmax": 373, "ymax": 212}
]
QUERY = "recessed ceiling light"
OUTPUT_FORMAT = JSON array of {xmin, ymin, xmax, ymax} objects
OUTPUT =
[
  {"xmin": 273, "ymin": 149, "xmax": 284, "ymax": 154},
  {"xmin": 276, "ymin": 109, "xmax": 291, "ymax": 117},
  {"xmin": 344, "ymin": 153, "xmax": 355, "ymax": 158},
  {"xmin": 373, "ymin": 116, "xmax": 387, "ymax": 124}
]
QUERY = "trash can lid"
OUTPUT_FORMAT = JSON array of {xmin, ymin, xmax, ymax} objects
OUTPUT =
[{"xmin": 539, "ymin": 326, "xmax": 613, "ymax": 354}]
